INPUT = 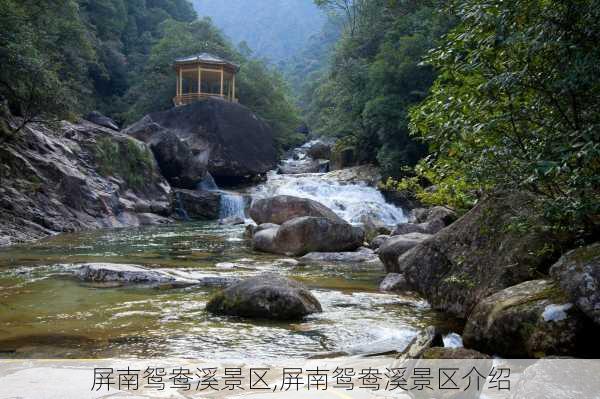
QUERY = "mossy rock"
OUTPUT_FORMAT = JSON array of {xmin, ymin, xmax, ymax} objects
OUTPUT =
[
  {"xmin": 550, "ymin": 243, "xmax": 600, "ymax": 325},
  {"xmin": 463, "ymin": 279, "xmax": 599, "ymax": 358},
  {"xmin": 206, "ymin": 276, "xmax": 322, "ymax": 321}
]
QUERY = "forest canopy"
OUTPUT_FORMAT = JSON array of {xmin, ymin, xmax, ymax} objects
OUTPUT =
[
  {"xmin": 0, "ymin": 0, "xmax": 303, "ymax": 150},
  {"xmin": 306, "ymin": 0, "xmax": 599, "ymax": 237}
]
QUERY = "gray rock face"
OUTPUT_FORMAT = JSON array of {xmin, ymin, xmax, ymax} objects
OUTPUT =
[
  {"xmin": 125, "ymin": 99, "xmax": 278, "ymax": 186},
  {"xmin": 299, "ymin": 247, "xmax": 378, "ymax": 264},
  {"xmin": 0, "ymin": 118, "xmax": 172, "ymax": 247},
  {"xmin": 399, "ymin": 191, "xmax": 567, "ymax": 318},
  {"xmin": 378, "ymin": 233, "xmax": 432, "ymax": 273},
  {"xmin": 550, "ymin": 243, "xmax": 600, "ymax": 325},
  {"xmin": 379, "ymin": 273, "xmax": 411, "ymax": 292},
  {"xmin": 250, "ymin": 195, "xmax": 344, "ymax": 225},
  {"xmin": 256, "ymin": 216, "xmax": 364, "ymax": 257},
  {"xmin": 85, "ymin": 111, "xmax": 119, "ymax": 131},
  {"xmin": 206, "ymin": 276, "xmax": 322, "ymax": 320},
  {"xmin": 174, "ymin": 189, "xmax": 220, "ymax": 220},
  {"xmin": 463, "ymin": 279, "xmax": 597, "ymax": 358}
]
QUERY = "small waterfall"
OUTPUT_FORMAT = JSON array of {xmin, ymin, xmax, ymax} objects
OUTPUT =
[
  {"xmin": 219, "ymin": 193, "xmax": 246, "ymax": 219},
  {"xmin": 174, "ymin": 191, "xmax": 190, "ymax": 221},
  {"xmin": 251, "ymin": 172, "xmax": 407, "ymax": 226}
]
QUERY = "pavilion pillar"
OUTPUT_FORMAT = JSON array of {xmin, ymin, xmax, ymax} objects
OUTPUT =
[
  {"xmin": 178, "ymin": 67, "xmax": 183, "ymax": 98},
  {"xmin": 197, "ymin": 66, "xmax": 202, "ymax": 95},
  {"xmin": 220, "ymin": 67, "xmax": 224, "ymax": 97},
  {"xmin": 232, "ymin": 74, "xmax": 236, "ymax": 101},
  {"xmin": 175, "ymin": 68, "xmax": 180, "ymax": 101}
]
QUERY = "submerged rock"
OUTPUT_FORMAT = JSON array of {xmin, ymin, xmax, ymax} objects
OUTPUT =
[
  {"xmin": 378, "ymin": 233, "xmax": 432, "ymax": 272},
  {"xmin": 549, "ymin": 243, "xmax": 600, "ymax": 325},
  {"xmin": 75, "ymin": 263, "xmax": 193, "ymax": 287},
  {"xmin": 253, "ymin": 216, "xmax": 364, "ymax": 257},
  {"xmin": 75, "ymin": 263, "xmax": 235, "ymax": 288},
  {"xmin": 299, "ymin": 247, "xmax": 379, "ymax": 264},
  {"xmin": 126, "ymin": 99, "xmax": 277, "ymax": 186},
  {"xmin": 249, "ymin": 195, "xmax": 344, "ymax": 225},
  {"xmin": 463, "ymin": 279, "xmax": 597, "ymax": 358},
  {"xmin": 206, "ymin": 276, "xmax": 322, "ymax": 320}
]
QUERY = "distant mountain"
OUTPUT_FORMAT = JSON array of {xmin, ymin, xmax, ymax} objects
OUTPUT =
[{"xmin": 191, "ymin": 0, "xmax": 326, "ymax": 63}]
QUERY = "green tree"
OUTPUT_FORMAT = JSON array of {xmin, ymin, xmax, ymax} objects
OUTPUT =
[
  {"xmin": 411, "ymin": 0, "xmax": 600, "ymax": 236},
  {"xmin": 308, "ymin": 0, "xmax": 450, "ymax": 176},
  {"xmin": 0, "ymin": 0, "xmax": 95, "ymax": 131}
]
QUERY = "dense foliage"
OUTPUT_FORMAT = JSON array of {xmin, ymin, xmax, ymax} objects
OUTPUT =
[
  {"xmin": 0, "ymin": 0, "xmax": 303, "ymax": 150},
  {"xmin": 409, "ymin": 0, "xmax": 600, "ymax": 236},
  {"xmin": 307, "ymin": 0, "xmax": 451, "ymax": 177}
]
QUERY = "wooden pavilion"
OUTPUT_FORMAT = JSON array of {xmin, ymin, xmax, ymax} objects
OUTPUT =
[{"xmin": 173, "ymin": 53, "xmax": 239, "ymax": 106}]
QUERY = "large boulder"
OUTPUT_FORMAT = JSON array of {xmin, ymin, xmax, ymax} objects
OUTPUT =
[
  {"xmin": 150, "ymin": 133, "xmax": 208, "ymax": 189},
  {"xmin": 252, "ymin": 216, "xmax": 364, "ymax": 256},
  {"xmin": 305, "ymin": 140, "xmax": 332, "ymax": 160},
  {"xmin": 399, "ymin": 191, "xmax": 566, "ymax": 318},
  {"xmin": 549, "ymin": 243, "xmax": 600, "ymax": 325},
  {"xmin": 206, "ymin": 276, "xmax": 322, "ymax": 320},
  {"xmin": 249, "ymin": 195, "xmax": 344, "ymax": 225},
  {"xmin": 463, "ymin": 279, "xmax": 598, "ymax": 358},
  {"xmin": 125, "ymin": 99, "xmax": 278, "ymax": 187},
  {"xmin": 252, "ymin": 227, "xmax": 280, "ymax": 253},
  {"xmin": 378, "ymin": 233, "xmax": 432, "ymax": 272},
  {"xmin": 174, "ymin": 189, "xmax": 220, "ymax": 220}
]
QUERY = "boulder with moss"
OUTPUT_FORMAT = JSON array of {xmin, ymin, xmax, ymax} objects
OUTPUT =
[
  {"xmin": 206, "ymin": 276, "xmax": 322, "ymax": 320},
  {"xmin": 399, "ymin": 191, "xmax": 567, "ymax": 318},
  {"xmin": 549, "ymin": 243, "xmax": 600, "ymax": 325},
  {"xmin": 463, "ymin": 279, "xmax": 599, "ymax": 358}
]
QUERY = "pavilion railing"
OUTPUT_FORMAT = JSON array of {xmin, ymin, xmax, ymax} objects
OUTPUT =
[{"xmin": 173, "ymin": 92, "xmax": 238, "ymax": 106}]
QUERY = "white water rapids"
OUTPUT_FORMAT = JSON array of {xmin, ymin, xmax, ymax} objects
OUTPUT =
[{"xmin": 251, "ymin": 171, "xmax": 407, "ymax": 226}]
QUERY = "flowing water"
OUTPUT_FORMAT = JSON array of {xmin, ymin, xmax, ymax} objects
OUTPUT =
[
  {"xmin": 0, "ymin": 151, "xmax": 451, "ymax": 361},
  {"xmin": 251, "ymin": 171, "xmax": 407, "ymax": 225}
]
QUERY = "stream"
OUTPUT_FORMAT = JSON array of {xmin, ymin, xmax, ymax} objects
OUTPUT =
[{"xmin": 0, "ymin": 151, "xmax": 452, "ymax": 361}]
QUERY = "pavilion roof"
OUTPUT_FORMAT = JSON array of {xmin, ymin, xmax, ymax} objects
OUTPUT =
[{"xmin": 174, "ymin": 52, "xmax": 239, "ymax": 71}]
